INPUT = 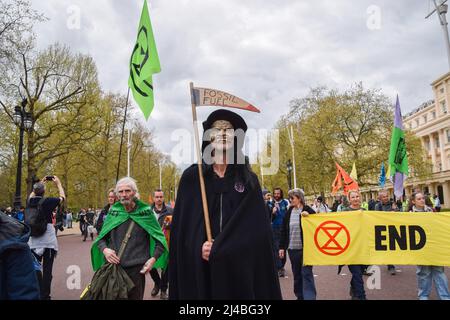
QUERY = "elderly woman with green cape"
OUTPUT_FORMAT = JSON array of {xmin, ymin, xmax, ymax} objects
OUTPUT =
[{"xmin": 88, "ymin": 177, "xmax": 168, "ymax": 300}]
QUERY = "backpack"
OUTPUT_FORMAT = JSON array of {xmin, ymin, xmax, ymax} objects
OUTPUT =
[{"xmin": 24, "ymin": 197, "xmax": 47, "ymax": 237}]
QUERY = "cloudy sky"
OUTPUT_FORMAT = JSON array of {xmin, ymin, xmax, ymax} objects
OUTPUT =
[{"xmin": 32, "ymin": 0, "xmax": 449, "ymax": 165}]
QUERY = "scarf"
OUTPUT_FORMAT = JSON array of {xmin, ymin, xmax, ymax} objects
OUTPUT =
[{"xmin": 91, "ymin": 199, "xmax": 168, "ymax": 271}]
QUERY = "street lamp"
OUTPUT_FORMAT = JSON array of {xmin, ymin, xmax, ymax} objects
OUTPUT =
[
  {"xmin": 286, "ymin": 159, "xmax": 293, "ymax": 190},
  {"xmin": 13, "ymin": 98, "xmax": 32, "ymax": 210}
]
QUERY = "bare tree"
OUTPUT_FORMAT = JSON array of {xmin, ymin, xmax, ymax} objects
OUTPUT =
[{"xmin": 0, "ymin": 43, "xmax": 101, "ymax": 194}]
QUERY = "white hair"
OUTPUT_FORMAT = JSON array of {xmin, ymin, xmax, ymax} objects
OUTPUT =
[{"xmin": 115, "ymin": 177, "xmax": 138, "ymax": 195}]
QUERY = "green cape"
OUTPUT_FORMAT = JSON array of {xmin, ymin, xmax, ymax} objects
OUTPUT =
[{"xmin": 91, "ymin": 199, "xmax": 168, "ymax": 271}]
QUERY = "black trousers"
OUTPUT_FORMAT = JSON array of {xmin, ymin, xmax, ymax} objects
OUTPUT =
[
  {"xmin": 33, "ymin": 248, "xmax": 56, "ymax": 300},
  {"xmin": 124, "ymin": 265, "xmax": 146, "ymax": 300},
  {"xmin": 150, "ymin": 266, "xmax": 169, "ymax": 292}
]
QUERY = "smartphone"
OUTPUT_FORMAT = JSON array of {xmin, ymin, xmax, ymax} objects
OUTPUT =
[{"xmin": 46, "ymin": 175, "xmax": 54, "ymax": 181}]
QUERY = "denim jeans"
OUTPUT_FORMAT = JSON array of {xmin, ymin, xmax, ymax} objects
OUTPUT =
[
  {"xmin": 288, "ymin": 249, "xmax": 316, "ymax": 300},
  {"xmin": 417, "ymin": 265, "xmax": 450, "ymax": 300},
  {"xmin": 272, "ymin": 225, "xmax": 286, "ymax": 270},
  {"xmin": 348, "ymin": 265, "xmax": 366, "ymax": 300}
]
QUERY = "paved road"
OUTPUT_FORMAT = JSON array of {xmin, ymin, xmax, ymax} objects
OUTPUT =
[{"xmin": 50, "ymin": 231, "xmax": 449, "ymax": 300}]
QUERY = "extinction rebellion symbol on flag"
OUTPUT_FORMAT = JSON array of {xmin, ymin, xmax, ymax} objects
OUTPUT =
[
  {"xmin": 314, "ymin": 221, "xmax": 350, "ymax": 256},
  {"xmin": 394, "ymin": 136, "xmax": 406, "ymax": 166},
  {"xmin": 130, "ymin": 26, "xmax": 152, "ymax": 97}
]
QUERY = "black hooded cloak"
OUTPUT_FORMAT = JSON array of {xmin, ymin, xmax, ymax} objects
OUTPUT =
[{"xmin": 169, "ymin": 109, "xmax": 282, "ymax": 300}]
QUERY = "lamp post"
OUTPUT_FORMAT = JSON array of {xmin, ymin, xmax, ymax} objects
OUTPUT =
[
  {"xmin": 286, "ymin": 159, "xmax": 293, "ymax": 190},
  {"xmin": 13, "ymin": 98, "xmax": 32, "ymax": 210},
  {"xmin": 426, "ymin": 0, "xmax": 450, "ymax": 70}
]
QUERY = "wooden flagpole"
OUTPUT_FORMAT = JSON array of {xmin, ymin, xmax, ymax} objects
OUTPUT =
[
  {"xmin": 190, "ymin": 82, "xmax": 212, "ymax": 242},
  {"xmin": 288, "ymin": 126, "xmax": 297, "ymax": 189}
]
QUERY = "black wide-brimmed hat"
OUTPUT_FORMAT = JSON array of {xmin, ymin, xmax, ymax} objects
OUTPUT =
[
  {"xmin": 202, "ymin": 109, "xmax": 247, "ymax": 132},
  {"xmin": 201, "ymin": 109, "xmax": 247, "ymax": 154}
]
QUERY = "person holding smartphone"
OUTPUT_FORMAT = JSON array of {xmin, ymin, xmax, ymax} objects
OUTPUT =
[{"xmin": 27, "ymin": 175, "xmax": 65, "ymax": 300}]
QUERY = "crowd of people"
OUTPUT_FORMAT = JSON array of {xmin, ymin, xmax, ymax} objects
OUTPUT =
[
  {"xmin": 1, "ymin": 109, "xmax": 449, "ymax": 301},
  {"xmin": 263, "ymin": 186, "xmax": 449, "ymax": 300}
]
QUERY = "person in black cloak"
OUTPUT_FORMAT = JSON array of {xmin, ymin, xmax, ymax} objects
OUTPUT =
[{"xmin": 169, "ymin": 109, "xmax": 282, "ymax": 300}]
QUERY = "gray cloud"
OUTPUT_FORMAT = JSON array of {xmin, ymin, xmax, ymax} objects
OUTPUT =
[{"xmin": 31, "ymin": 0, "xmax": 449, "ymax": 165}]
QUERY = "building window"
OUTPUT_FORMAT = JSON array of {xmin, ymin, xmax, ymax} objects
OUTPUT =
[
  {"xmin": 423, "ymin": 115, "xmax": 427, "ymax": 123},
  {"xmin": 409, "ymin": 122, "xmax": 412, "ymax": 130},
  {"xmin": 440, "ymin": 87, "xmax": 445, "ymax": 94},
  {"xmin": 436, "ymin": 136, "xmax": 440, "ymax": 148},
  {"xmin": 416, "ymin": 119, "xmax": 420, "ymax": 127},
  {"xmin": 447, "ymin": 129, "xmax": 450, "ymax": 143},
  {"xmin": 432, "ymin": 111, "xmax": 436, "ymax": 119},
  {"xmin": 426, "ymin": 139, "xmax": 431, "ymax": 151},
  {"xmin": 441, "ymin": 100, "xmax": 448, "ymax": 114}
]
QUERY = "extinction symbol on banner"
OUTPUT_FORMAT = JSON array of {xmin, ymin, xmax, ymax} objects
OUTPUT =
[{"xmin": 314, "ymin": 221, "xmax": 351, "ymax": 256}]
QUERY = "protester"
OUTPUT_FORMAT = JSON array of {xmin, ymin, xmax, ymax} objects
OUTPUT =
[
  {"xmin": 13, "ymin": 206, "xmax": 25, "ymax": 222},
  {"xmin": 262, "ymin": 189, "xmax": 272, "ymax": 219},
  {"xmin": 424, "ymin": 193, "xmax": 434, "ymax": 209},
  {"xmin": 341, "ymin": 190, "xmax": 367, "ymax": 300},
  {"xmin": 375, "ymin": 190, "xmax": 399, "ymax": 275},
  {"xmin": 433, "ymin": 195, "xmax": 441, "ymax": 212},
  {"xmin": 337, "ymin": 195, "xmax": 349, "ymax": 212},
  {"xmin": 410, "ymin": 191, "xmax": 450, "ymax": 300},
  {"xmin": 0, "ymin": 211, "xmax": 40, "ymax": 300},
  {"xmin": 63, "ymin": 211, "xmax": 67, "ymax": 228},
  {"xmin": 83, "ymin": 208, "xmax": 95, "ymax": 241},
  {"xmin": 312, "ymin": 196, "xmax": 330, "ymax": 213},
  {"xmin": 78, "ymin": 209, "xmax": 86, "ymax": 237},
  {"xmin": 330, "ymin": 195, "xmax": 341, "ymax": 212},
  {"xmin": 149, "ymin": 189, "xmax": 173, "ymax": 300},
  {"xmin": 279, "ymin": 188, "xmax": 317, "ymax": 300},
  {"xmin": 95, "ymin": 189, "xmax": 116, "ymax": 234},
  {"xmin": 92, "ymin": 177, "xmax": 168, "ymax": 300},
  {"xmin": 27, "ymin": 176, "xmax": 65, "ymax": 300},
  {"xmin": 269, "ymin": 187, "xmax": 289, "ymax": 277},
  {"xmin": 169, "ymin": 109, "xmax": 282, "ymax": 300},
  {"xmin": 368, "ymin": 198, "xmax": 377, "ymax": 211},
  {"xmin": 66, "ymin": 211, "xmax": 73, "ymax": 229}
]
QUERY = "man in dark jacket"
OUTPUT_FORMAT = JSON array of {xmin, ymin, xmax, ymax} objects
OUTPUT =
[
  {"xmin": 375, "ymin": 189, "xmax": 398, "ymax": 275},
  {"xmin": 169, "ymin": 109, "xmax": 281, "ymax": 300},
  {"xmin": 95, "ymin": 188, "xmax": 117, "ymax": 234},
  {"xmin": 149, "ymin": 189, "xmax": 173, "ymax": 300},
  {"xmin": 0, "ymin": 211, "xmax": 40, "ymax": 300}
]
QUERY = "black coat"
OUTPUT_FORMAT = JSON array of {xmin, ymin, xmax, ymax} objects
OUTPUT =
[
  {"xmin": 151, "ymin": 203, "xmax": 173, "ymax": 227},
  {"xmin": 169, "ymin": 164, "xmax": 282, "ymax": 300},
  {"xmin": 279, "ymin": 205, "xmax": 316, "ymax": 250},
  {"xmin": 95, "ymin": 204, "xmax": 111, "ymax": 233}
]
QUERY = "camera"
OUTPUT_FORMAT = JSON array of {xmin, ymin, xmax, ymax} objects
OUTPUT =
[{"xmin": 45, "ymin": 175, "xmax": 54, "ymax": 181}]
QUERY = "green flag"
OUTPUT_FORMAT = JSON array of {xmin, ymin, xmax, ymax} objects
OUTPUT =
[
  {"xmin": 389, "ymin": 95, "xmax": 408, "ymax": 198},
  {"xmin": 128, "ymin": 0, "xmax": 161, "ymax": 120},
  {"xmin": 388, "ymin": 95, "xmax": 408, "ymax": 175}
]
